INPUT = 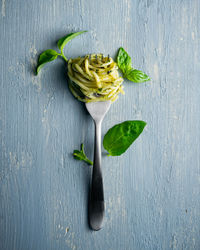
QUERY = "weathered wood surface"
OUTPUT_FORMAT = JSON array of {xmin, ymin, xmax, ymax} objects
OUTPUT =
[{"xmin": 0, "ymin": 0, "xmax": 200, "ymax": 249}]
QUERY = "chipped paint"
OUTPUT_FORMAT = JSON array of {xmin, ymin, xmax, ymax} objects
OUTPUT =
[
  {"xmin": 91, "ymin": 30, "xmax": 105, "ymax": 53},
  {"xmin": 106, "ymin": 195, "xmax": 126, "ymax": 224},
  {"xmin": 9, "ymin": 151, "xmax": 32, "ymax": 168},
  {"xmin": 8, "ymin": 62, "xmax": 25, "ymax": 84},
  {"xmin": 64, "ymin": 227, "xmax": 69, "ymax": 236},
  {"xmin": 65, "ymin": 232, "xmax": 76, "ymax": 250},
  {"xmin": 170, "ymin": 234, "xmax": 177, "ymax": 249},
  {"xmin": 153, "ymin": 62, "xmax": 159, "ymax": 81},
  {"xmin": 41, "ymin": 94, "xmax": 54, "ymax": 145},
  {"xmin": 29, "ymin": 46, "xmax": 37, "ymax": 55},
  {"xmin": 125, "ymin": 0, "xmax": 131, "ymax": 24},
  {"xmin": 1, "ymin": 0, "xmax": 5, "ymax": 17},
  {"xmin": 42, "ymin": 114, "xmax": 50, "ymax": 145},
  {"xmin": 191, "ymin": 31, "xmax": 195, "ymax": 40}
]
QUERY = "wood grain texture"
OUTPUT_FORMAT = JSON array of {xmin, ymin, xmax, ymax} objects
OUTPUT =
[{"xmin": 0, "ymin": 0, "xmax": 200, "ymax": 249}]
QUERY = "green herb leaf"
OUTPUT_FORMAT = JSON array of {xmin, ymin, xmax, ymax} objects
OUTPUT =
[
  {"xmin": 117, "ymin": 47, "xmax": 132, "ymax": 74},
  {"xmin": 73, "ymin": 143, "xmax": 93, "ymax": 165},
  {"xmin": 103, "ymin": 120, "xmax": 146, "ymax": 156},
  {"xmin": 125, "ymin": 69, "xmax": 151, "ymax": 83},
  {"xmin": 117, "ymin": 47, "xmax": 150, "ymax": 83},
  {"xmin": 57, "ymin": 31, "xmax": 87, "ymax": 61},
  {"xmin": 36, "ymin": 49, "xmax": 58, "ymax": 75}
]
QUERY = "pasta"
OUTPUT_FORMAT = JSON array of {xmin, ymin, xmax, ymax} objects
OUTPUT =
[{"xmin": 67, "ymin": 54, "xmax": 124, "ymax": 102}]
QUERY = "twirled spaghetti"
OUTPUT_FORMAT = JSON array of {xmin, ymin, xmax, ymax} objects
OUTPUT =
[{"xmin": 67, "ymin": 54, "xmax": 124, "ymax": 102}]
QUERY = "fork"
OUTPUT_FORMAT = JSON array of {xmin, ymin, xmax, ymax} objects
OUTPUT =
[{"xmin": 85, "ymin": 100, "xmax": 111, "ymax": 231}]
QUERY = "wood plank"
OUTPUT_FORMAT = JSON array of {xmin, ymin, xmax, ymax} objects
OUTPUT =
[{"xmin": 0, "ymin": 0, "xmax": 199, "ymax": 249}]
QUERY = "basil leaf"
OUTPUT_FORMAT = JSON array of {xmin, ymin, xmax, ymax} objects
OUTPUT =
[
  {"xmin": 57, "ymin": 31, "xmax": 87, "ymax": 60},
  {"xmin": 57, "ymin": 33, "xmax": 73, "ymax": 50},
  {"xmin": 73, "ymin": 143, "xmax": 93, "ymax": 165},
  {"xmin": 117, "ymin": 47, "xmax": 132, "ymax": 74},
  {"xmin": 117, "ymin": 47, "xmax": 150, "ymax": 83},
  {"xmin": 126, "ymin": 69, "xmax": 150, "ymax": 83},
  {"xmin": 103, "ymin": 121, "xmax": 146, "ymax": 156},
  {"xmin": 36, "ymin": 49, "xmax": 58, "ymax": 74}
]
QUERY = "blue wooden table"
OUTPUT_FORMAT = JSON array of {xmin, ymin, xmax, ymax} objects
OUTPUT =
[{"xmin": 0, "ymin": 0, "xmax": 200, "ymax": 249}]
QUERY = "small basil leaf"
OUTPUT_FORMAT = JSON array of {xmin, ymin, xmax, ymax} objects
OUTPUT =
[
  {"xmin": 36, "ymin": 49, "xmax": 58, "ymax": 74},
  {"xmin": 57, "ymin": 31, "xmax": 87, "ymax": 52},
  {"xmin": 73, "ymin": 143, "xmax": 93, "ymax": 165},
  {"xmin": 126, "ymin": 69, "xmax": 150, "ymax": 83},
  {"xmin": 103, "ymin": 121, "xmax": 146, "ymax": 156},
  {"xmin": 117, "ymin": 47, "xmax": 132, "ymax": 74},
  {"xmin": 57, "ymin": 33, "xmax": 73, "ymax": 50}
]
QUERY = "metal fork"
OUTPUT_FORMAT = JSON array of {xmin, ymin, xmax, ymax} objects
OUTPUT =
[{"xmin": 85, "ymin": 101, "xmax": 111, "ymax": 230}]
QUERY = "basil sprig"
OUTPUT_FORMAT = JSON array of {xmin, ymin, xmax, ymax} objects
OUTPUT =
[
  {"xmin": 57, "ymin": 31, "xmax": 87, "ymax": 62},
  {"xmin": 73, "ymin": 120, "xmax": 146, "ymax": 163},
  {"xmin": 103, "ymin": 120, "xmax": 146, "ymax": 156},
  {"xmin": 36, "ymin": 49, "xmax": 59, "ymax": 75},
  {"xmin": 36, "ymin": 31, "xmax": 87, "ymax": 75},
  {"xmin": 117, "ymin": 47, "xmax": 150, "ymax": 83},
  {"xmin": 73, "ymin": 144, "xmax": 93, "ymax": 165}
]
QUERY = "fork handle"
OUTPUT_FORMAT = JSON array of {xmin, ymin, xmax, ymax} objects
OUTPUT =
[{"xmin": 89, "ymin": 120, "xmax": 104, "ymax": 231}]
